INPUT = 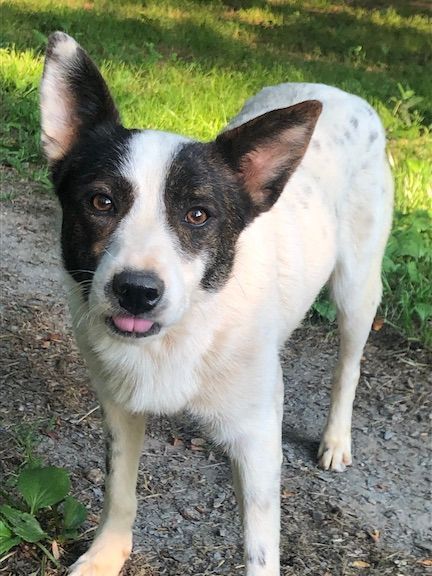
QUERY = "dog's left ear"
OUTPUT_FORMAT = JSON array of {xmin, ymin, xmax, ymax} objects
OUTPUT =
[{"xmin": 216, "ymin": 100, "xmax": 322, "ymax": 213}]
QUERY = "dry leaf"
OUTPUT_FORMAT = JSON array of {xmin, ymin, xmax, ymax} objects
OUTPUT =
[
  {"xmin": 417, "ymin": 559, "xmax": 432, "ymax": 566},
  {"xmin": 372, "ymin": 316, "xmax": 384, "ymax": 331},
  {"xmin": 51, "ymin": 540, "xmax": 60, "ymax": 560},
  {"xmin": 191, "ymin": 437, "xmax": 206, "ymax": 451},
  {"xmin": 48, "ymin": 332, "xmax": 62, "ymax": 342},
  {"xmin": 351, "ymin": 560, "xmax": 371, "ymax": 568},
  {"xmin": 282, "ymin": 490, "xmax": 295, "ymax": 499},
  {"xmin": 369, "ymin": 529, "xmax": 380, "ymax": 543}
]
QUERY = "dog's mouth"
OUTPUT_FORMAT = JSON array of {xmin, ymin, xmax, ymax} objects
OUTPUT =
[{"xmin": 107, "ymin": 315, "xmax": 161, "ymax": 338}]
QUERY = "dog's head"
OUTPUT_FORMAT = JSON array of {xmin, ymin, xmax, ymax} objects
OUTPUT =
[{"xmin": 40, "ymin": 32, "xmax": 321, "ymax": 341}]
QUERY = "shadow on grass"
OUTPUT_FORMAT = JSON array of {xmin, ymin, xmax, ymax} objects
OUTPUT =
[
  {"xmin": 1, "ymin": 1, "xmax": 431, "ymax": 85},
  {"xmin": 1, "ymin": 0, "xmax": 431, "ymax": 167},
  {"xmin": 345, "ymin": 0, "xmax": 432, "ymax": 18}
]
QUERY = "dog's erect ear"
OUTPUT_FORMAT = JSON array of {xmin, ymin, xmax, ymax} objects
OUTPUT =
[
  {"xmin": 40, "ymin": 32, "xmax": 120, "ymax": 164},
  {"xmin": 216, "ymin": 100, "xmax": 322, "ymax": 213}
]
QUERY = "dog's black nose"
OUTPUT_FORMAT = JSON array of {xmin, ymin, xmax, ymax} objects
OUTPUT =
[{"xmin": 112, "ymin": 271, "xmax": 164, "ymax": 315}]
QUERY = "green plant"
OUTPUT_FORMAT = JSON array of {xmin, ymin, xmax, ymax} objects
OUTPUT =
[
  {"xmin": 390, "ymin": 83, "xmax": 425, "ymax": 128},
  {"xmin": 383, "ymin": 210, "xmax": 432, "ymax": 346},
  {"xmin": 312, "ymin": 288, "xmax": 337, "ymax": 324},
  {"xmin": 0, "ymin": 466, "xmax": 87, "ymax": 566}
]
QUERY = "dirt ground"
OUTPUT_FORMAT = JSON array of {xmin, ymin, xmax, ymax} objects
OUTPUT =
[{"xmin": 1, "ymin": 171, "xmax": 431, "ymax": 575}]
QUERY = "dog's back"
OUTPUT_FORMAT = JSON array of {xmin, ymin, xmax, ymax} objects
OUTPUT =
[{"xmin": 223, "ymin": 83, "xmax": 393, "ymax": 341}]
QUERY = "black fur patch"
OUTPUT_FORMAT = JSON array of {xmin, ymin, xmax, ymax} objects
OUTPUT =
[
  {"xmin": 164, "ymin": 142, "xmax": 255, "ymax": 291},
  {"xmin": 52, "ymin": 125, "xmax": 135, "ymax": 295},
  {"xmin": 105, "ymin": 429, "xmax": 114, "ymax": 475},
  {"xmin": 247, "ymin": 548, "xmax": 267, "ymax": 567},
  {"xmin": 164, "ymin": 102, "xmax": 321, "ymax": 292}
]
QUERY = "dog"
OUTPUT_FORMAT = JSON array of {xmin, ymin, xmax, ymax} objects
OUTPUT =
[{"xmin": 40, "ymin": 32, "xmax": 393, "ymax": 576}]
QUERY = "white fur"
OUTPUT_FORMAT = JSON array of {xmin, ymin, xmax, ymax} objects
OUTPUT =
[{"xmin": 65, "ymin": 83, "xmax": 393, "ymax": 576}]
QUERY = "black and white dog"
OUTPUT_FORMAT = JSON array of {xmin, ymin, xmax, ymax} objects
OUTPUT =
[{"xmin": 40, "ymin": 32, "xmax": 393, "ymax": 576}]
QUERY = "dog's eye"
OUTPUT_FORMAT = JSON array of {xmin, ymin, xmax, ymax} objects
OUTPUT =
[
  {"xmin": 185, "ymin": 208, "xmax": 209, "ymax": 226},
  {"xmin": 92, "ymin": 193, "xmax": 113, "ymax": 212}
]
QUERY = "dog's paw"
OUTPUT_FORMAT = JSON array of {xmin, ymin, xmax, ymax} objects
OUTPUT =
[
  {"xmin": 318, "ymin": 431, "xmax": 352, "ymax": 472},
  {"xmin": 68, "ymin": 532, "xmax": 132, "ymax": 576}
]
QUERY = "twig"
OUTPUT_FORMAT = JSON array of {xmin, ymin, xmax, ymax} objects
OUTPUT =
[
  {"xmin": 0, "ymin": 550, "xmax": 16, "ymax": 566},
  {"xmin": 72, "ymin": 405, "xmax": 100, "ymax": 424}
]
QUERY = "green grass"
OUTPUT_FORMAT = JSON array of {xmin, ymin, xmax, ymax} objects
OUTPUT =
[{"xmin": 1, "ymin": 0, "xmax": 431, "ymax": 345}]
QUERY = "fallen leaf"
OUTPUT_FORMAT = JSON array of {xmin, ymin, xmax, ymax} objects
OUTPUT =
[
  {"xmin": 47, "ymin": 332, "xmax": 62, "ymax": 342},
  {"xmin": 375, "ymin": 483, "xmax": 389, "ymax": 491},
  {"xmin": 51, "ymin": 540, "xmax": 60, "ymax": 560},
  {"xmin": 191, "ymin": 437, "xmax": 206, "ymax": 451},
  {"xmin": 351, "ymin": 560, "xmax": 371, "ymax": 568},
  {"xmin": 417, "ymin": 559, "xmax": 432, "ymax": 566},
  {"xmin": 180, "ymin": 507, "xmax": 201, "ymax": 521},
  {"xmin": 372, "ymin": 316, "xmax": 384, "ymax": 331},
  {"xmin": 42, "ymin": 430, "xmax": 59, "ymax": 440},
  {"xmin": 369, "ymin": 529, "xmax": 380, "ymax": 543},
  {"xmin": 172, "ymin": 437, "xmax": 184, "ymax": 448},
  {"xmin": 282, "ymin": 490, "xmax": 295, "ymax": 499}
]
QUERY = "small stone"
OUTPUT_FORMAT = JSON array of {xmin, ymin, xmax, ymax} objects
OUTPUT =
[
  {"xmin": 213, "ymin": 494, "xmax": 226, "ymax": 509},
  {"xmin": 312, "ymin": 510, "xmax": 324, "ymax": 522},
  {"xmin": 86, "ymin": 467, "xmax": 104, "ymax": 485},
  {"xmin": 383, "ymin": 430, "xmax": 393, "ymax": 440},
  {"xmin": 191, "ymin": 437, "xmax": 206, "ymax": 451},
  {"xmin": 180, "ymin": 507, "xmax": 201, "ymax": 521}
]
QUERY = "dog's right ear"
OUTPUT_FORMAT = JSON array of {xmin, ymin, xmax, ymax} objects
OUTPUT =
[{"xmin": 40, "ymin": 32, "xmax": 120, "ymax": 164}]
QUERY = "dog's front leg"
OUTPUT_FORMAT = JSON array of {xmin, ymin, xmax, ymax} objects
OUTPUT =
[
  {"xmin": 69, "ymin": 398, "xmax": 146, "ymax": 576},
  {"xmin": 230, "ymin": 411, "xmax": 282, "ymax": 575},
  {"xmin": 224, "ymin": 377, "xmax": 283, "ymax": 576}
]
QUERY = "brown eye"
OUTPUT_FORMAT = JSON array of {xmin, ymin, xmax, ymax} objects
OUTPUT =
[
  {"xmin": 185, "ymin": 208, "xmax": 209, "ymax": 226},
  {"xmin": 92, "ymin": 193, "xmax": 113, "ymax": 212}
]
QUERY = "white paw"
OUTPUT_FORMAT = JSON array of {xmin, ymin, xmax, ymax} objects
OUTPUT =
[
  {"xmin": 318, "ymin": 430, "xmax": 352, "ymax": 472},
  {"xmin": 69, "ymin": 532, "xmax": 132, "ymax": 576}
]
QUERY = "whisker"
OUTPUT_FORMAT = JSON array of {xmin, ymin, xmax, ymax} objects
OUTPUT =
[
  {"xmin": 68, "ymin": 269, "xmax": 96, "ymax": 276},
  {"xmin": 103, "ymin": 248, "xmax": 119, "ymax": 263},
  {"xmin": 232, "ymin": 273, "xmax": 246, "ymax": 298}
]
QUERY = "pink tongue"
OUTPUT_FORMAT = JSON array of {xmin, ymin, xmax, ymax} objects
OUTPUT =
[{"xmin": 112, "ymin": 315, "xmax": 154, "ymax": 334}]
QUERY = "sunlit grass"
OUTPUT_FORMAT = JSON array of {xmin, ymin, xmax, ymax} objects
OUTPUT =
[{"xmin": 1, "ymin": 0, "xmax": 431, "ymax": 344}]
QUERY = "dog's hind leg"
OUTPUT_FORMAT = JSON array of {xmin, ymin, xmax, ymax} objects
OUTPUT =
[
  {"xmin": 318, "ymin": 261, "xmax": 383, "ymax": 471},
  {"xmin": 318, "ymin": 161, "xmax": 393, "ymax": 472},
  {"xmin": 69, "ymin": 399, "xmax": 146, "ymax": 576}
]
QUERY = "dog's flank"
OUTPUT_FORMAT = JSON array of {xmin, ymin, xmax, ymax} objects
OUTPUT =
[{"xmin": 40, "ymin": 32, "xmax": 393, "ymax": 576}]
